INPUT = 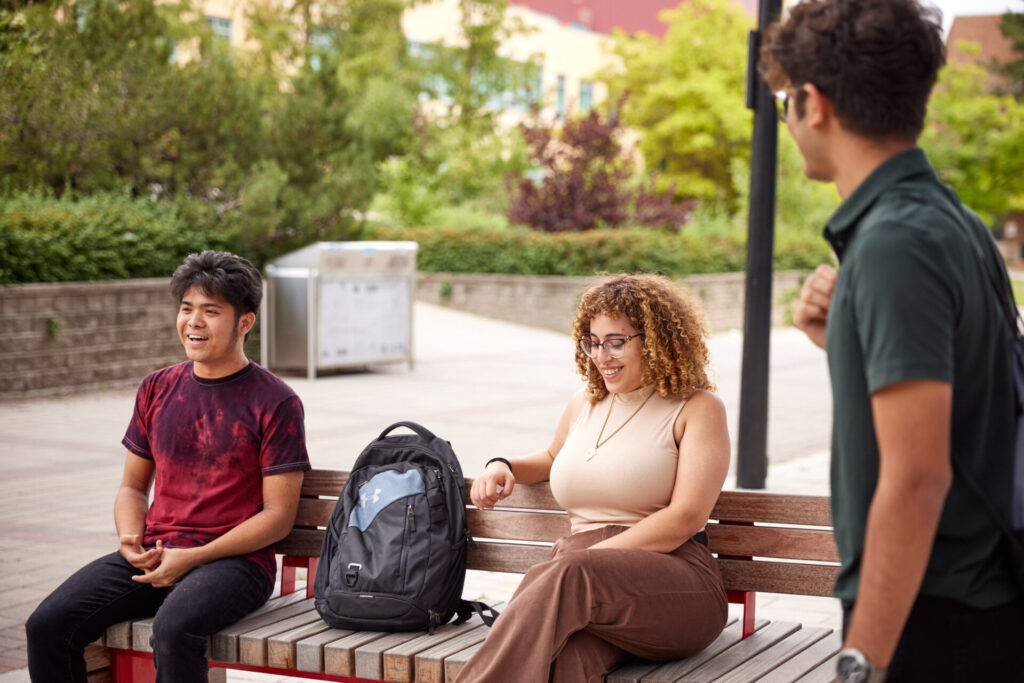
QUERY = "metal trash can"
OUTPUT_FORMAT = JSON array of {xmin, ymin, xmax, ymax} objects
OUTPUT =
[{"xmin": 261, "ymin": 241, "xmax": 417, "ymax": 378}]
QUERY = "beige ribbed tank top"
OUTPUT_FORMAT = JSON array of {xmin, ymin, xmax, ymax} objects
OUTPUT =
[{"xmin": 548, "ymin": 384, "xmax": 686, "ymax": 534}]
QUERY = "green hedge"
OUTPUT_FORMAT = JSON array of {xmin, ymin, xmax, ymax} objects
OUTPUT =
[
  {"xmin": 0, "ymin": 193, "xmax": 232, "ymax": 284},
  {"xmin": 1, "ymin": 193, "xmax": 830, "ymax": 285},
  {"xmin": 371, "ymin": 224, "xmax": 830, "ymax": 276}
]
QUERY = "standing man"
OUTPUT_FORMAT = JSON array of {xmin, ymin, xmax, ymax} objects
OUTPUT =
[
  {"xmin": 26, "ymin": 251, "xmax": 310, "ymax": 682},
  {"xmin": 761, "ymin": 1, "xmax": 1023, "ymax": 681}
]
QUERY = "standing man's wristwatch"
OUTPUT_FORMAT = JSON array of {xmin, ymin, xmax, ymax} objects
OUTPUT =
[{"xmin": 837, "ymin": 648, "xmax": 887, "ymax": 682}]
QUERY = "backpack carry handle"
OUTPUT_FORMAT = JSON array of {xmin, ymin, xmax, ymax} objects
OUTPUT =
[{"xmin": 377, "ymin": 421, "xmax": 439, "ymax": 443}]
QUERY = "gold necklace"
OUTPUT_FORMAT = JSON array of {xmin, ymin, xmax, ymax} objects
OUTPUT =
[{"xmin": 586, "ymin": 388, "xmax": 657, "ymax": 461}]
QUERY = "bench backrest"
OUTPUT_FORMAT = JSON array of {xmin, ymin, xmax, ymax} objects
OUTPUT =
[{"xmin": 277, "ymin": 469, "xmax": 839, "ymax": 598}]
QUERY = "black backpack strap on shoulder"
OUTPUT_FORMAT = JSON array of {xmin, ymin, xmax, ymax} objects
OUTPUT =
[
  {"xmin": 454, "ymin": 600, "xmax": 500, "ymax": 627},
  {"xmin": 377, "ymin": 421, "xmax": 439, "ymax": 442}
]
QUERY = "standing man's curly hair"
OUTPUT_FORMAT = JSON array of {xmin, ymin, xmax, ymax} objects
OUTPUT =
[
  {"xmin": 760, "ymin": 0, "xmax": 945, "ymax": 142},
  {"xmin": 572, "ymin": 273, "xmax": 714, "ymax": 403}
]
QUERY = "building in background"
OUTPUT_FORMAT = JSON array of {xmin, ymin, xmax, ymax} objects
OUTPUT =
[
  {"xmin": 509, "ymin": 0, "xmax": 756, "ymax": 38},
  {"xmin": 946, "ymin": 14, "xmax": 1016, "ymax": 88},
  {"xmin": 194, "ymin": 0, "xmax": 756, "ymax": 123}
]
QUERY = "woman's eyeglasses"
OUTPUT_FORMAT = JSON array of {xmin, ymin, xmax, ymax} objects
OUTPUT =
[{"xmin": 578, "ymin": 334, "xmax": 644, "ymax": 358}]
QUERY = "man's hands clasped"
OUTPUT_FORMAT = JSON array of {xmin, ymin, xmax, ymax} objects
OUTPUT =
[
  {"xmin": 470, "ymin": 460, "xmax": 516, "ymax": 509},
  {"xmin": 119, "ymin": 533, "xmax": 163, "ymax": 571},
  {"xmin": 119, "ymin": 534, "xmax": 199, "ymax": 587}
]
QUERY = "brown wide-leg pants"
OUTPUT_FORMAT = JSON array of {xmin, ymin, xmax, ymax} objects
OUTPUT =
[{"xmin": 456, "ymin": 525, "xmax": 728, "ymax": 683}]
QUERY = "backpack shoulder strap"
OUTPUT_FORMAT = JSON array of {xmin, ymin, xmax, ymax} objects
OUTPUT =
[{"xmin": 453, "ymin": 600, "xmax": 500, "ymax": 628}]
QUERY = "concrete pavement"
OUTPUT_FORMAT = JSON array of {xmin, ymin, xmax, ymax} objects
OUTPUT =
[{"xmin": 0, "ymin": 301, "xmax": 837, "ymax": 681}]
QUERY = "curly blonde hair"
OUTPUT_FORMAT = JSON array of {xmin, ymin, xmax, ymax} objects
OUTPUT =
[{"xmin": 573, "ymin": 273, "xmax": 715, "ymax": 403}]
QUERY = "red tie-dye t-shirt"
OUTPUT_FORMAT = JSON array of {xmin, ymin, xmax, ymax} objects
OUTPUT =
[{"xmin": 122, "ymin": 361, "xmax": 310, "ymax": 580}]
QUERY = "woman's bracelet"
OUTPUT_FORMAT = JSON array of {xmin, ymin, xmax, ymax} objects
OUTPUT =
[{"xmin": 485, "ymin": 457, "xmax": 513, "ymax": 473}]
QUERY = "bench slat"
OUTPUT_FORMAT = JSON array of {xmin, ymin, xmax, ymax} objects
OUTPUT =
[
  {"xmin": 382, "ymin": 611, "xmax": 497, "ymax": 682},
  {"xmin": 276, "ymin": 528, "xmax": 325, "ymax": 557},
  {"xmin": 641, "ymin": 619, "xmax": 772, "ymax": 683},
  {"xmin": 715, "ymin": 626, "xmax": 831, "ymax": 683},
  {"xmin": 294, "ymin": 498, "xmax": 336, "ymax": 528},
  {"xmin": 414, "ymin": 625, "xmax": 490, "ymax": 683},
  {"xmin": 707, "ymin": 525, "xmax": 839, "ymax": 562},
  {"xmin": 324, "ymin": 631, "xmax": 388, "ymax": 676},
  {"xmin": 209, "ymin": 592, "xmax": 309, "ymax": 663},
  {"xmin": 678, "ymin": 621, "xmax": 801, "ymax": 682},
  {"xmin": 466, "ymin": 508, "xmax": 570, "ymax": 543},
  {"xmin": 466, "ymin": 478, "xmax": 561, "ymax": 509},
  {"xmin": 104, "ymin": 620, "xmax": 133, "ymax": 649},
  {"xmin": 757, "ymin": 631, "xmax": 841, "ymax": 683},
  {"xmin": 713, "ymin": 492, "xmax": 832, "ymax": 527},
  {"xmin": 794, "ymin": 652, "xmax": 840, "ymax": 683},
  {"xmin": 467, "ymin": 541, "xmax": 553, "ymax": 573},
  {"xmin": 267, "ymin": 618, "xmax": 334, "ymax": 670},
  {"xmin": 295, "ymin": 628, "xmax": 355, "ymax": 673},
  {"xmin": 717, "ymin": 560, "xmax": 838, "ymax": 597},
  {"xmin": 238, "ymin": 601, "xmax": 323, "ymax": 666},
  {"xmin": 305, "ymin": 471, "xmax": 561, "ymax": 510},
  {"xmin": 353, "ymin": 631, "xmax": 425, "ymax": 680},
  {"xmin": 605, "ymin": 616, "xmax": 742, "ymax": 683},
  {"xmin": 302, "ymin": 470, "xmax": 349, "ymax": 497},
  {"xmin": 130, "ymin": 619, "xmax": 155, "ymax": 653},
  {"xmin": 442, "ymin": 641, "xmax": 484, "ymax": 682}
]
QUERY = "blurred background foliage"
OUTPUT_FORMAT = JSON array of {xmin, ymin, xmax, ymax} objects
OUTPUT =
[{"xmin": 1, "ymin": 0, "xmax": 1021, "ymax": 284}]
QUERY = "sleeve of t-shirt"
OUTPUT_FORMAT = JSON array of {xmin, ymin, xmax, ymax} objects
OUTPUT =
[
  {"xmin": 851, "ymin": 221, "xmax": 958, "ymax": 395},
  {"xmin": 260, "ymin": 394, "xmax": 311, "ymax": 476},
  {"xmin": 121, "ymin": 374, "xmax": 155, "ymax": 460}
]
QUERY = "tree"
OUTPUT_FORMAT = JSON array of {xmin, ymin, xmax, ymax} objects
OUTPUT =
[
  {"xmin": 998, "ymin": 7, "xmax": 1024, "ymax": 98},
  {"xmin": 372, "ymin": 0, "xmax": 539, "ymax": 226},
  {"xmin": 508, "ymin": 104, "xmax": 695, "ymax": 232},
  {"xmin": 0, "ymin": 0, "xmax": 261, "ymax": 199},
  {"xmin": 233, "ymin": 0, "xmax": 421, "ymax": 256},
  {"xmin": 922, "ymin": 47, "xmax": 1024, "ymax": 224},
  {"xmin": 603, "ymin": 0, "xmax": 752, "ymax": 213}
]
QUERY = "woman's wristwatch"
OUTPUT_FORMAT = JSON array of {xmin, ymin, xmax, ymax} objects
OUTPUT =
[{"xmin": 837, "ymin": 648, "xmax": 887, "ymax": 683}]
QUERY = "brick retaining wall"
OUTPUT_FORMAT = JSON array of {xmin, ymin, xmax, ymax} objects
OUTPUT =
[
  {"xmin": 0, "ymin": 271, "xmax": 805, "ymax": 399},
  {"xmin": 0, "ymin": 279, "xmax": 183, "ymax": 399}
]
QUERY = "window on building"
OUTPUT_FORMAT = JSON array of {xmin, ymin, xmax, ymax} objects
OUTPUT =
[
  {"xmin": 556, "ymin": 74, "xmax": 566, "ymax": 120},
  {"xmin": 206, "ymin": 16, "xmax": 231, "ymax": 43},
  {"xmin": 309, "ymin": 29, "xmax": 333, "ymax": 71},
  {"xmin": 580, "ymin": 81, "xmax": 593, "ymax": 113}
]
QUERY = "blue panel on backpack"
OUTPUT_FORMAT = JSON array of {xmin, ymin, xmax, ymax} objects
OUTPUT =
[{"xmin": 348, "ymin": 469, "xmax": 425, "ymax": 532}]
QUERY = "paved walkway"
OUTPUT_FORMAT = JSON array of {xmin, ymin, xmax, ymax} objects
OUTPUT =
[{"xmin": 0, "ymin": 302, "xmax": 836, "ymax": 681}]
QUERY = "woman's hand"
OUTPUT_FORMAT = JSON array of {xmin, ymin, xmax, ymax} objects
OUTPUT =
[{"xmin": 471, "ymin": 461, "xmax": 516, "ymax": 509}]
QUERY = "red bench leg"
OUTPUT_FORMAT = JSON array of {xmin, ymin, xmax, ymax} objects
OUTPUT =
[
  {"xmin": 111, "ymin": 648, "xmax": 156, "ymax": 683},
  {"xmin": 725, "ymin": 589, "xmax": 756, "ymax": 638},
  {"xmin": 281, "ymin": 556, "xmax": 318, "ymax": 598}
]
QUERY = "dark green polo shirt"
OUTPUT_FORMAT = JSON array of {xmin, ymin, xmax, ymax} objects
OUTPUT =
[{"xmin": 823, "ymin": 147, "xmax": 1019, "ymax": 608}]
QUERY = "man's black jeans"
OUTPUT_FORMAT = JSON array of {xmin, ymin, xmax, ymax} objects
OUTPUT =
[
  {"xmin": 842, "ymin": 594, "xmax": 1024, "ymax": 681},
  {"xmin": 26, "ymin": 551, "xmax": 273, "ymax": 682}
]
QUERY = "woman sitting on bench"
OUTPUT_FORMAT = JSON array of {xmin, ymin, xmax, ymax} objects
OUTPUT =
[{"xmin": 460, "ymin": 273, "xmax": 730, "ymax": 682}]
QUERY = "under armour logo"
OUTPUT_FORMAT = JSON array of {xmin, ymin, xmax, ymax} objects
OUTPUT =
[{"xmin": 360, "ymin": 488, "xmax": 382, "ymax": 508}]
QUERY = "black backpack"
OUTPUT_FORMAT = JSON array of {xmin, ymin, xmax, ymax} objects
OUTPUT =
[{"xmin": 314, "ymin": 421, "xmax": 497, "ymax": 632}]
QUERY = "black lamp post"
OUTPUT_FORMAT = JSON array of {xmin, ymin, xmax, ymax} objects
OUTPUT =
[{"xmin": 736, "ymin": 0, "xmax": 783, "ymax": 489}]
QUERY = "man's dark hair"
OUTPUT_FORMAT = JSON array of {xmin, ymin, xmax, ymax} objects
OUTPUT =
[
  {"xmin": 170, "ymin": 251, "xmax": 262, "ymax": 338},
  {"xmin": 760, "ymin": 0, "xmax": 945, "ymax": 142}
]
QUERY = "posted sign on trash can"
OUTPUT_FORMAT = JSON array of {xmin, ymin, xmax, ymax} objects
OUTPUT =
[{"xmin": 261, "ymin": 241, "xmax": 417, "ymax": 378}]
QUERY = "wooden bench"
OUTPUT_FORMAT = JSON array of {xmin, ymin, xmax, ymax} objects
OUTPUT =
[{"xmin": 89, "ymin": 468, "xmax": 841, "ymax": 682}]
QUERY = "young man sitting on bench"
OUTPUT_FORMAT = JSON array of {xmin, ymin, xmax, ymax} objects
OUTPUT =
[{"xmin": 26, "ymin": 250, "xmax": 310, "ymax": 682}]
